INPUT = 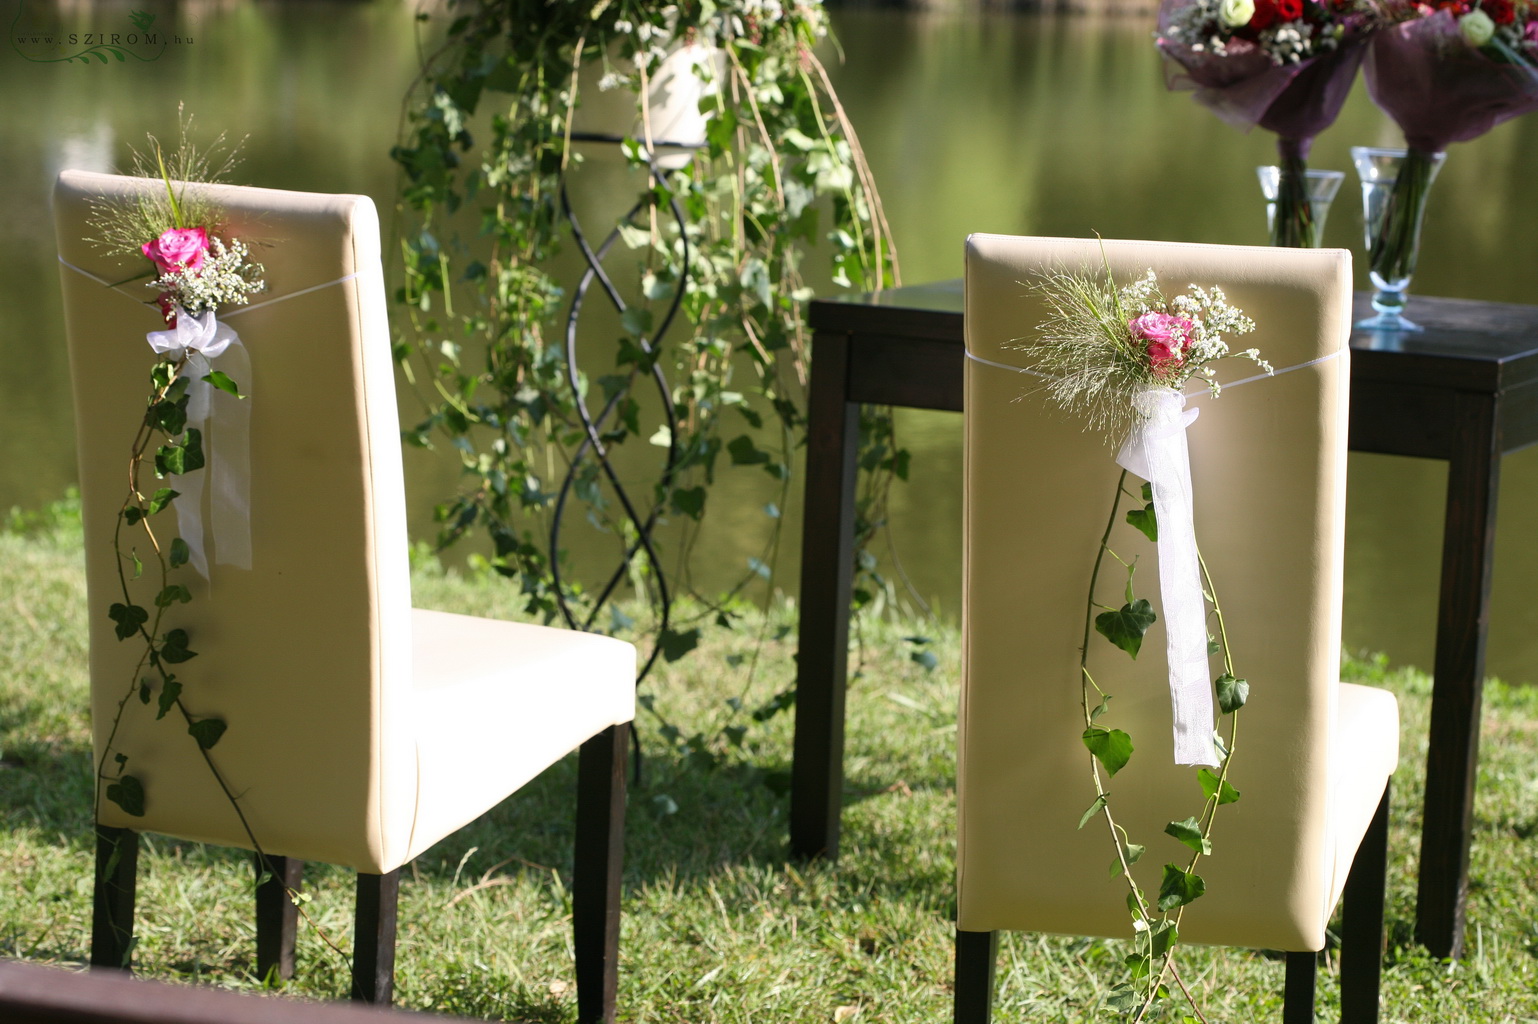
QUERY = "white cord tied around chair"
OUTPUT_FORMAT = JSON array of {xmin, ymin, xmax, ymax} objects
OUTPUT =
[
  {"xmin": 60, "ymin": 257, "xmax": 361, "ymax": 580},
  {"xmin": 145, "ymin": 309, "xmax": 252, "ymax": 579},
  {"xmin": 966, "ymin": 345, "xmax": 1344, "ymax": 765},
  {"xmin": 1115, "ymin": 388, "xmax": 1217, "ymax": 768}
]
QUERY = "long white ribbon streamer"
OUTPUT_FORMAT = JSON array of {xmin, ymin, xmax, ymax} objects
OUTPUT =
[
  {"xmin": 1115, "ymin": 388, "xmax": 1218, "ymax": 767},
  {"xmin": 145, "ymin": 309, "xmax": 252, "ymax": 579}
]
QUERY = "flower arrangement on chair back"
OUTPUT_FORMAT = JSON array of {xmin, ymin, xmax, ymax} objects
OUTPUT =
[
  {"xmin": 56, "ymin": 119, "xmax": 637, "ymax": 1018},
  {"xmin": 954, "ymin": 235, "xmax": 1399, "ymax": 1023}
]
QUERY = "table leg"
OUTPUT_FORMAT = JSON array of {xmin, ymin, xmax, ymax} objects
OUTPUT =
[
  {"xmin": 1417, "ymin": 391, "xmax": 1501, "ymax": 959},
  {"xmin": 790, "ymin": 330, "xmax": 860, "ymax": 861}
]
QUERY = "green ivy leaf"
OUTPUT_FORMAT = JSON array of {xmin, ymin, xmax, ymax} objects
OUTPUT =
[
  {"xmin": 188, "ymin": 718, "xmax": 227, "ymax": 750},
  {"xmin": 108, "ymin": 602, "xmax": 148, "ymax": 640},
  {"xmin": 122, "ymin": 507, "xmax": 145, "ymax": 526},
  {"xmin": 148, "ymin": 399, "xmax": 186, "ymax": 436},
  {"xmin": 105, "ymin": 775, "xmax": 146, "ymax": 817},
  {"xmin": 145, "ymin": 488, "xmax": 178, "ymax": 516},
  {"xmin": 1126, "ymin": 504, "xmax": 1158, "ymax": 542},
  {"xmin": 726, "ymin": 435, "xmax": 770, "ymax": 466},
  {"xmin": 1216, "ymin": 674, "xmax": 1250, "ymax": 714},
  {"xmin": 1109, "ymin": 841, "xmax": 1145, "ymax": 879},
  {"xmin": 155, "ymin": 584, "xmax": 192, "ymax": 608},
  {"xmin": 155, "ymin": 442, "xmax": 186, "ymax": 477},
  {"xmin": 179, "ymin": 428, "xmax": 205, "ymax": 473},
  {"xmin": 1149, "ymin": 920, "xmax": 1178, "ymax": 959},
  {"xmin": 1157, "ymin": 864, "xmax": 1206, "ymax": 911},
  {"xmin": 1095, "ymin": 600, "xmax": 1157, "ymax": 658},
  {"xmin": 658, "ymin": 627, "xmax": 701, "ymax": 663},
  {"xmin": 169, "ymin": 538, "xmax": 191, "ymax": 569},
  {"xmin": 159, "ymin": 628, "xmax": 197, "ymax": 664},
  {"xmin": 671, "ymin": 486, "xmax": 706, "ymax": 519},
  {"xmin": 129, "ymin": 550, "xmax": 143, "ymax": 579},
  {"xmin": 1198, "ymin": 768, "xmax": 1241, "ymax": 806},
  {"xmin": 1077, "ymin": 793, "xmax": 1107, "ymax": 830},
  {"xmin": 201, "ymin": 371, "xmax": 243, "ymax": 398},
  {"xmin": 1082, "ymin": 727, "xmax": 1133, "ymax": 777},
  {"xmin": 619, "ymin": 307, "xmax": 654, "ymax": 337},
  {"xmin": 156, "ymin": 677, "xmax": 183, "ymax": 720},
  {"xmin": 1104, "ymin": 983, "xmax": 1139, "ymax": 1014},
  {"xmin": 1164, "ymin": 816, "xmax": 1212, "ymax": 855},
  {"xmin": 1090, "ymin": 695, "xmax": 1112, "ymax": 722}
]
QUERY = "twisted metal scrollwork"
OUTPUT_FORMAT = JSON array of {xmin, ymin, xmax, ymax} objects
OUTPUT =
[{"xmin": 553, "ymin": 139, "xmax": 695, "ymax": 685}]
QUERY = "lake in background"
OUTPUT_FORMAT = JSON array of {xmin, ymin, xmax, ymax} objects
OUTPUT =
[{"xmin": 6, "ymin": 0, "xmax": 1538, "ymax": 682}]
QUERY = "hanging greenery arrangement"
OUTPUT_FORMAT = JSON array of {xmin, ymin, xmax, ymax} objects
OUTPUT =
[{"xmin": 392, "ymin": 0, "xmax": 902, "ymax": 696}]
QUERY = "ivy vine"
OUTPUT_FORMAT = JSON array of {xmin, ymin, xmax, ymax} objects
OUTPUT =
[
  {"xmin": 1080, "ymin": 473, "xmax": 1246, "ymax": 1022},
  {"xmin": 391, "ymin": 0, "xmax": 904, "ymax": 743}
]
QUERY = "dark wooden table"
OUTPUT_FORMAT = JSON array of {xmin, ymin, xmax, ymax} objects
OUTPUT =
[{"xmin": 788, "ymin": 280, "xmax": 1538, "ymax": 960}]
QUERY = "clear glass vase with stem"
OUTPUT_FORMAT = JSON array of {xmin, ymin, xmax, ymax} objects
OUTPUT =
[
  {"xmin": 1257, "ymin": 165, "xmax": 1344, "ymax": 248},
  {"xmin": 1352, "ymin": 145, "xmax": 1447, "ymax": 332}
]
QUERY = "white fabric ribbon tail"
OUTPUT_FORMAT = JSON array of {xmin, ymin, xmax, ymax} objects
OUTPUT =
[
  {"xmin": 1115, "ymin": 387, "xmax": 1219, "ymax": 767},
  {"xmin": 145, "ymin": 309, "xmax": 253, "ymax": 579}
]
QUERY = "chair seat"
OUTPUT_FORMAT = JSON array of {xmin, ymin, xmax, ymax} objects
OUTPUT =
[
  {"xmin": 402, "ymin": 608, "xmax": 636, "ymax": 866},
  {"xmin": 1323, "ymin": 682, "xmax": 1400, "ymax": 916}
]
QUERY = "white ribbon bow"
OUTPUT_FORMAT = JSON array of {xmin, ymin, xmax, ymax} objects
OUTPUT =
[
  {"xmin": 1116, "ymin": 387, "xmax": 1219, "ymax": 767},
  {"xmin": 146, "ymin": 309, "xmax": 252, "ymax": 579}
]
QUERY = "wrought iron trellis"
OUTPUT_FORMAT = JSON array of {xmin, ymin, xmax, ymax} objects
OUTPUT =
[{"xmin": 553, "ymin": 133, "xmax": 700, "ymax": 686}]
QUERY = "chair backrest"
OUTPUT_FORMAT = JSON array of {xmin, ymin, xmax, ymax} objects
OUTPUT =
[
  {"xmin": 55, "ymin": 171, "xmax": 414, "ymax": 871},
  {"xmin": 958, "ymin": 235, "xmax": 1353, "ymax": 951}
]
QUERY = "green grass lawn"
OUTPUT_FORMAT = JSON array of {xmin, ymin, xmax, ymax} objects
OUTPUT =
[{"xmin": 2, "ymin": 505, "xmax": 1535, "ymax": 1022}]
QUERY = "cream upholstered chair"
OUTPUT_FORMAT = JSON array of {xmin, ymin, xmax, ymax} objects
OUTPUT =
[
  {"xmin": 956, "ymin": 235, "xmax": 1400, "ymax": 1022},
  {"xmin": 53, "ymin": 170, "xmax": 636, "ymax": 1020}
]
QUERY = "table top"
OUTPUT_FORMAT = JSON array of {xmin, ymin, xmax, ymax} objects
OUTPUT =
[
  {"xmin": 809, "ymin": 280, "xmax": 1538, "ymax": 393},
  {"xmin": 808, "ymin": 280, "xmax": 1538, "ymax": 457}
]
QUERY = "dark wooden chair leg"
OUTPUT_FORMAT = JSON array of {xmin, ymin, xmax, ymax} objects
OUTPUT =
[
  {"xmin": 351, "ymin": 869, "xmax": 400, "ymax": 1004},
  {"xmin": 1283, "ymin": 951, "xmax": 1317, "ymax": 1024},
  {"xmin": 574, "ymin": 722, "xmax": 628, "ymax": 1024},
  {"xmin": 255, "ymin": 855, "xmax": 304, "ymax": 983},
  {"xmin": 954, "ymin": 928, "xmax": 998, "ymax": 1024},
  {"xmin": 1341, "ymin": 783, "xmax": 1391, "ymax": 1024},
  {"xmin": 90, "ymin": 826, "xmax": 138, "ymax": 971}
]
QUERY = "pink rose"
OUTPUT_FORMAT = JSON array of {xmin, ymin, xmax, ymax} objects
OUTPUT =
[
  {"xmin": 1128, "ymin": 312, "xmax": 1194, "ymax": 368},
  {"xmin": 142, "ymin": 227, "xmax": 209, "ymax": 275}
]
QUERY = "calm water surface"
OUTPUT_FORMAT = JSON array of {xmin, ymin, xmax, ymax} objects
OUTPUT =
[{"xmin": 5, "ymin": 2, "xmax": 1538, "ymax": 681}]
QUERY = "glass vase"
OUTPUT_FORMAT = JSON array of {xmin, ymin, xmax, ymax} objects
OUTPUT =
[
  {"xmin": 1257, "ymin": 166, "xmax": 1344, "ymax": 248},
  {"xmin": 1352, "ymin": 146, "xmax": 1447, "ymax": 332}
]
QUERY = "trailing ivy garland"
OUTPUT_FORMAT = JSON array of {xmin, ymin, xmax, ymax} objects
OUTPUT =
[
  {"xmin": 392, "ymin": 2, "xmax": 903, "ymax": 722},
  {"xmin": 1026, "ymin": 262, "xmax": 1266, "ymax": 1021}
]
